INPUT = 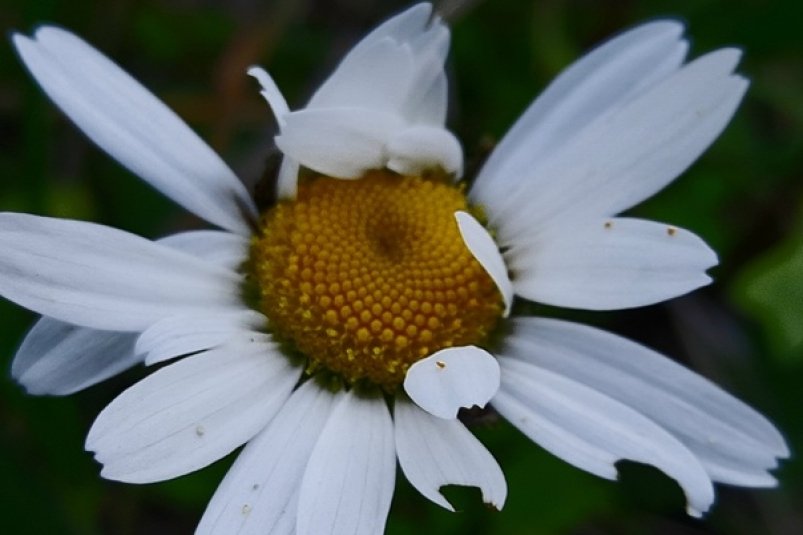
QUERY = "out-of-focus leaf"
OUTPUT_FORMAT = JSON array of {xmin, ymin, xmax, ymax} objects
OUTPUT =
[{"xmin": 735, "ymin": 230, "xmax": 803, "ymax": 359}]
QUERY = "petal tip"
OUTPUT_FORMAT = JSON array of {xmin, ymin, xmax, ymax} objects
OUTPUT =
[{"xmin": 10, "ymin": 30, "xmax": 30, "ymax": 46}]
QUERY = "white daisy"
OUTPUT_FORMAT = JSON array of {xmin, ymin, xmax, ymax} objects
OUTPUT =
[{"xmin": 3, "ymin": 3, "xmax": 788, "ymax": 534}]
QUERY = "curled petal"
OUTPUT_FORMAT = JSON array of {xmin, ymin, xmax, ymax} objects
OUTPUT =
[
  {"xmin": 247, "ymin": 66, "xmax": 290, "ymax": 123},
  {"xmin": 455, "ymin": 211, "xmax": 513, "ymax": 316}
]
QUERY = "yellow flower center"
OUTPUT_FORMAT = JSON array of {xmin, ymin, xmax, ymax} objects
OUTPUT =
[{"xmin": 250, "ymin": 170, "xmax": 504, "ymax": 389}]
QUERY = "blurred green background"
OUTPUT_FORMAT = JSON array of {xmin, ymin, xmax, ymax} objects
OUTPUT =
[{"xmin": 1, "ymin": 0, "xmax": 801, "ymax": 533}]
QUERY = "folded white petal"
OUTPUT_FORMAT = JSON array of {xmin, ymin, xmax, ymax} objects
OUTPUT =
[
  {"xmin": 509, "ymin": 217, "xmax": 717, "ymax": 310},
  {"xmin": 12, "ymin": 317, "xmax": 140, "ymax": 396},
  {"xmin": 334, "ymin": 3, "xmax": 434, "ymax": 63},
  {"xmin": 473, "ymin": 21, "xmax": 687, "ymax": 208},
  {"xmin": 503, "ymin": 318, "xmax": 789, "ymax": 486},
  {"xmin": 0, "ymin": 213, "xmax": 242, "ymax": 331},
  {"xmin": 395, "ymin": 398, "xmax": 507, "ymax": 511},
  {"xmin": 86, "ymin": 337, "xmax": 301, "ymax": 483},
  {"xmin": 494, "ymin": 358, "xmax": 715, "ymax": 517},
  {"xmin": 13, "ymin": 28, "xmax": 256, "ymax": 235},
  {"xmin": 481, "ymin": 49, "xmax": 747, "ymax": 246},
  {"xmin": 455, "ymin": 211, "xmax": 513, "ymax": 315},
  {"xmin": 308, "ymin": 3, "xmax": 447, "ymax": 124},
  {"xmin": 276, "ymin": 108, "xmax": 403, "ymax": 178},
  {"xmin": 308, "ymin": 38, "xmax": 416, "ymax": 112},
  {"xmin": 400, "ymin": 23, "xmax": 450, "ymax": 125},
  {"xmin": 137, "ymin": 311, "xmax": 265, "ymax": 365},
  {"xmin": 387, "ymin": 125, "xmax": 463, "ymax": 176},
  {"xmin": 156, "ymin": 230, "xmax": 249, "ymax": 271},
  {"xmin": 272, "ymin": 3, "xmax": 453, "ymax": 178},
  {"xmin": 404, "ymin": 346, "xmax": 500, "ymax": 419},
  {"xmin": 197, "ymin": 380, "xmax": 336, "ymax": 535},
  {"xmin": 297, "ymin": 390, "xmax": 395, "ymax": 535},
  {"xmin": 404, "ymin": 70, "xmax": 448, "ymax": 126}
]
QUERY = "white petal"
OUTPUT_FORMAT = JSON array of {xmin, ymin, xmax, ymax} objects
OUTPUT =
[
  {"xmin": 503, "ymin": 318, "xmax": 789, "ymax": 486},
  {"xmin": 197, "ymin": 380, "xmax": 336, "ymax": 535},
  {"xmin": 13, "ymin": 28, "xmax": 256, "ymax": 235},
  {"xmin": 157, "ymin": 230, "xmax": 249, "ymax": 271},
  {"xmin": 137, "ymin": 310, "xmax": 265, "ymax": 365},
  {"xmin": 400, "ymin": 25, "xmax": 450, "ymax": 125},
  {"xmin": 394, "ymin": 398, "xmax": 507, "ymax": 511},
  {"xmin": 86, "ymin": 337, "xmax": 301, "ymax": 483},
  {"xmin": 247, "ymin": 66, "xmax": 290, "ymax": 123},
  {"xmin": 509, "ymin": 217, "xmax": 717, "ymax": 310},
  {"xmin": 405, "ymin": 70, "xmax": 448, "ymax": 126},
  {"xmin": 473, "ymin": 21, "xmax": 687, "ymax": 208},
  {"xmin": 337, "ymin": 3, "xmax": 433, "ymax": 58},
  {"xmin": 297, "ymin": 390, "xmax": 395, "ymax": 535},
  {"xmin": 455, "ymin": 211, "xmax": 513, "ymax": 316},
  {"xmin": 9, "ymin": 227, "xmax": 248, "ymax": 397},
  {"xmin": 11, "ymin": 317, "xmax": 140, "ymax": 396},
  {"xmin": 494, "ymin": 358, "xmax": 715, "ymax": 517},
  {"xmin": 308, "ymin": 37, "xmax": 416, "ymax": 113},
  {"xmin": 245, "ymin": 66, "xmax": 299, "ymax": 199},
  {"xmin": 404, "ymin": 346, "xmax": 500, "ymax": 419},
  {"xmin": 308, "ymin": 3, "xmax": 443, "ymax": 119},
  {"xmin": 481, "ymin": 50, "xmax": 747, "ymax": 246},
  {"xmin": 275, "ymin": 156, "xmax": 300, "ymax": 200},
  {"xmin": 387, "ymin": 125, "xmax": 463, "ymax": 176},
  {"xmin": 0, "ymin": 213, "xmax": 242, "ymax": 331},
  {"xmin": 693, "ymin": 452, "xmax": 780, "ymax": 488},
  {"xmin": 272, "ymin": 4, "xmax": 452, "ymax": 178},
  {"xmin": 276, "ymin": 108, "xmax": 403, "ymax": 178}
]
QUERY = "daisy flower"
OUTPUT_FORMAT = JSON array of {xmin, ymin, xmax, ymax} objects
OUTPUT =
[{"xmin": 3, "ymin": 3, "xmax": 788, "ymax": 533}]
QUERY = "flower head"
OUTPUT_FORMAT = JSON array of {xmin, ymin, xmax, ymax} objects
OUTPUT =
[
  {"xmin": 3, "ymin": 3, "xmax": 788, "ymax": 533},
  {"xmin": 250, "ymin": 171, "xmax": 504, "ymax": 389}
]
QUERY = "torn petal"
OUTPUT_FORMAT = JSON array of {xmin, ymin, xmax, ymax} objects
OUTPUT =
[
  {"xmin": 404, "ymin": 346, "xmax": 500, "ymax": 419},
  {"xmin": 247, "ymin": 66, "xmax": 290, "ymax": 124},
  {"xmin": 394, "ymin": 398, "xmax": 507, "ymax": 511}
]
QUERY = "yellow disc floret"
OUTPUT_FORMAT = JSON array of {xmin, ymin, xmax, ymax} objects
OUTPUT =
[{"xmin": 250, "ymin": 170, "xmax": 504, "ymax": 389}]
